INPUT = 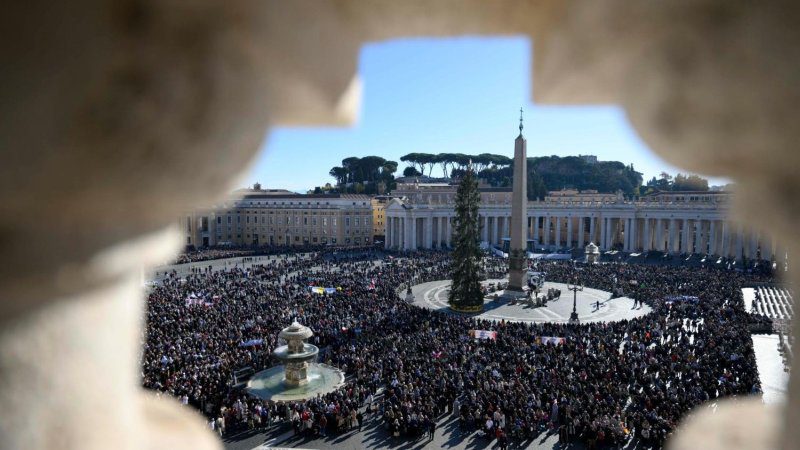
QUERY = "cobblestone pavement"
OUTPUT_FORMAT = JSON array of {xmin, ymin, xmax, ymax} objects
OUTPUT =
[{"xmin": 410, "ymin": 279, "xmax": 651, "ymax": 324}]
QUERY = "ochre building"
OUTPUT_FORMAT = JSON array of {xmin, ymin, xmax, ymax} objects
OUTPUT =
[{"xmin": 181, "ymin": 187, "xmax": 373, "ymax": 248}]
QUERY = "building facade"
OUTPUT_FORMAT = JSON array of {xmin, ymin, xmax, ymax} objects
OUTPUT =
[
  {"xmin": 370, "ymin": 195, "xmax": 393, "ymax": 242},
  {"xmin": 181, "ymin": 188, "xmax": 373, "ymax": 248},
  {"xmin": 385, "ymin": 184, "xmax": 779, "ymax": 262}
]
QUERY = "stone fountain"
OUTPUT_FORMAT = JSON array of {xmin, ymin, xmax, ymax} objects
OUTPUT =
[
  {"xmin": 246, "ymin": 320, "xmax": 344, "ymax": 402},
  {"xmin": 273, "ymin": 321, "xmax": 318, "ymax": 386}
]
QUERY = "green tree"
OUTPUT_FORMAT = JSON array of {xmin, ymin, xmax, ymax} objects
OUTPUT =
[
  {"xmin": 448, "ymin": 167, "xmax": 484, "ymax": 312},
  {"xmin": 672, "ymin": 173, "xmax": 709, "ymax": 191},
  {"xmin": 415, "ymin": 153, "xmax": 437, "ymax": 176},
  {"xmin": 403, "ymin": 166, "xmax": 422, "ymax": 177},
  {"xmin": 400, "ymin": 153, "xmax": 426, "ymax": 175},
  {"xmin": 341, "ymin": 157, "xmax": 361, "ymax": 183},
  {"xmin": 329, "ymin": 166, "xmax": 348, "ymax": 186}
]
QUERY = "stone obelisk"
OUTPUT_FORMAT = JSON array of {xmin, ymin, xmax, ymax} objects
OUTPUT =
[{"xmin": 507, "ymin": 108, "xmax": 528, "ymax": 293}]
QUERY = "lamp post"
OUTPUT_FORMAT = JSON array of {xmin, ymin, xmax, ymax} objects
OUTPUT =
[{"xmin": 567, "ymin": 275, "xmax": 583, "ymax": 324}]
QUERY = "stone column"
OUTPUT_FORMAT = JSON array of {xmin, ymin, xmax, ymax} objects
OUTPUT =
[
  {"xmin": 425, "ymin": 216, "xmax": 433, "ymax": 249},
  {"xmin": 694, "ymin": 220, "xmax": 703, "ymax": 254},
  {"xmin": 622, "ymin": 218, "xmax": 630, "ymax": 252},
  {"xmin": 446, "ymin": 217, "xmax": 452, "ymax": 248},
  {"xmin": 700, "ymin": 221, "xmax": 709, "ymax": 254},
  {"xmin": 721, "ymin": 221, "xmax": 730, "ymax": 258},
  {"xmin": 566, "ymin": 216, "xmax": 573, "ymax": 248},
  {"xmin": 398, "ymin": 218, "xmax": 404, "ymax": 249},
  {"xmin": 419, "ymin": 216, "xmax": 425, "ymax": 249},
  {"xmin": 494, "ymin": 216, "xmax": 501, "ymax": 245},
  {"xmin": 577, "ymin": 217, "xmax": 585, "ymax": 248},
  {"xmin": 385, "ymin": 217, "xmax": 392, "ymax": 249},
  {"xmin": 394, "ymin": 217, "xmax": 400, "ymax": 248},
  {"xmin": 404, "ymin": 217, "xmax": 410, "ymax": 249},
  {"xmin": 439, "ymin": 217, "xmax": 445, "ymax": 247},
  {"xmin": 630, "ymin": 218, "xmax": 637, "ymax": 251},
  {"xmin": 708, "ymin": 221, "xmax": 717, "ymax": 255},
  {"xmin": 668, "ymin": 218, "xmax": 678, "ymax": 254},
  {"xmin": 554, "ymin": 216, "xmax": 562, "ymax": 249},
  {"xmin": 543, "ymin": 216, "xmax": 551, "ymax": 247},
  {"xmin": 403, "ymin": 217, "xmax": 410, "ymax": 250},
  {"xmin": 529, "ymin": 216, "xmax": 534, "ymax": 242},
  {"xmin": 681, "ymin": 218, "xmax": 691, "ymax": 254},
  {"xmin": 597, "ymin": 216, "xmax": 608, "ymax": 250},
  {"xmin": 588, "ymin": 216, "xmax": 596, "ymax": 245},
  {"xmin": 655, "ymin": 219, "xmax": 663, "ymax": 252},
  {"xmin": 410, "ymin": 216, "xmax": 417, "ymax": 250}
]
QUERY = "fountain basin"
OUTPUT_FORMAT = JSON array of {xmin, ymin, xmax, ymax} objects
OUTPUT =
[
  {"xmin": 246, "ymin": 363, "xmax": 345, "ymax": 402},
  {"xmin": 272, "ymin": 343, "xmax": 319, "ymax": 362}
]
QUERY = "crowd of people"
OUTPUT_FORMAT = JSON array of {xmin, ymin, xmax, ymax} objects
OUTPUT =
[
  {"xmin": 172, "ymin": 244, "xmax": 376, "ymax": 264},
  {"xmin": 143, "ymin": 247, "xmax": 773, "ymax": 448}
]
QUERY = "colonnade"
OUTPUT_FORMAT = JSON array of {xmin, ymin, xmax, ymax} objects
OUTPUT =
[{"xmin": 385, "ymin": 209, "xmax": 782, "ymax": 262}]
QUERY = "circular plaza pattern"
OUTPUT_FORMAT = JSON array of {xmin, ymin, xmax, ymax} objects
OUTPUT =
[{"xmin": 411, "ymin": 279, "xmax": 652, "ymax": 324}]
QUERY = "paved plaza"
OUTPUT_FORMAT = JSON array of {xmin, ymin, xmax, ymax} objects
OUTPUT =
[
  {"xmin": 225, "ymin": 412, "xmax": 571, "ymax": 450},
  {"xmin": 752, "ymin": 334, "xmax": 790, "ymax": 405},
  {"xmin": 410, "ymin": 279, "xmax": 651, "ymax": 324}
]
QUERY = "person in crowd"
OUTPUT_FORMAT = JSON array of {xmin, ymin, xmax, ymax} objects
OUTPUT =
[{"xmin": 143, "ymin": 247, "xmax": 771, "ymax": 448}]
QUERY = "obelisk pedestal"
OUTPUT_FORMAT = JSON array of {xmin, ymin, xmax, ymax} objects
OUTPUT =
[{"xmin": 506, "ymin": 111, "xmax": 528, "ymax": 296}]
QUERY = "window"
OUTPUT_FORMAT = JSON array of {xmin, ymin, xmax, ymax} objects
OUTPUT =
[
  {"xmin": 216, "ymin": 217, "xmax": 221, "ymax": 224},
  {"xmin": 355, "ymin": 218, "xmax": 359, "ymax": 226},
  {"xmin": 227, "ymin": 216, "xmax": 232, "ymax": 224},
  {"xmin": 346, "ymin": 217, "xmax": 350, "ymax": 227},
  {"xmin": 323, "ymin": 218, "xmax": 327, "ymax": 226},
  {"xmin": 303, "ymin": 217, "xmax": 308, "ymax": 225}
]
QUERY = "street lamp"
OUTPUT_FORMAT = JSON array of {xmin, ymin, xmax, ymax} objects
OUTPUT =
[{"xmin": 567, "ymin": 275, "xmax": 583, "ymax": 324}]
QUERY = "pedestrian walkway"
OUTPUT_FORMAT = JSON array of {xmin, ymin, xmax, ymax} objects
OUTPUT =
[{"xmin": 752, "ymin": 334, "xmax": 789, "ymax": 404}]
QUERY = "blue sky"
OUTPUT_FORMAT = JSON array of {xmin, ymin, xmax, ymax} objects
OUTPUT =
[{"xmin": 246, "ymin": 37, "xmax": 723, "ymax": 192}]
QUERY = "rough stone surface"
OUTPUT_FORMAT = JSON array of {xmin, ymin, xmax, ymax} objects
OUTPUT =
[{"xmin": 2, "ymin": 0, "xmax": 798, "ymax": 449}]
